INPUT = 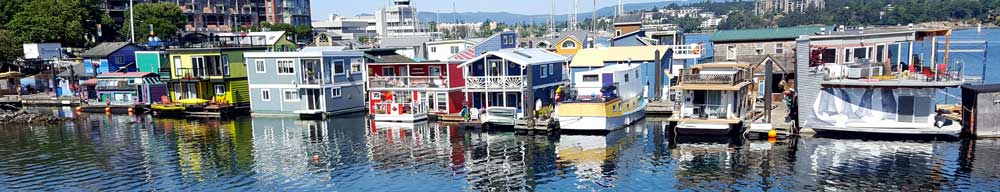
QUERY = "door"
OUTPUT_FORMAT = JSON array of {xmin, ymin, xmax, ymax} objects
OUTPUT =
[
  {"xmin": 307, "ymin": 89, "xmax": 321, "ymax": 110},
  {"xmin": 898, "ymin": 96, "xmax": 914, "ymax": 123},
  {"xmin": 602, "ymin": 73, "xmax": 614, "ymax": 87},
  {"xmin": 425, "ymin": 92, "xmax": 435, "ymax": 112}
]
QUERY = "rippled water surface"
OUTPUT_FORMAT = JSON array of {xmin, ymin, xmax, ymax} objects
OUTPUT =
[{"xmin": 1, "ymin": 112, "xmax": 998, "ymax": 191}]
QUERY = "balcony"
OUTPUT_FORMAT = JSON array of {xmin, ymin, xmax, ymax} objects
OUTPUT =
[
  {"xmin": 681, "ymin": 70, "xmax": 746, "ymax": 85},
  {"xmin": 173, "ymin": 68, "xmax": 226, "ymax": 80},
  {"xmin": 820, "ymin": 63, "xmax": 969, "ymax": 88},
  {"xmin": 682, "ymin": 104, "xmax": 729, "ymax": 120},
  {"xmin": 301, "ymin": 73, "xmax": 329, "ymax": 84},
  {"xmin": 158, "ymin": 68, "xmax": 172, "ymax": 80},
  {"xmin": 369, "ymin": 76, "xmax": 449, "ymax": 89},
  {"xmin": 464, "ymin": 76, "xmax": 524, "ymax": 90}
]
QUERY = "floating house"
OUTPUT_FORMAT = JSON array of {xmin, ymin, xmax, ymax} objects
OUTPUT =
[
  {"xmin": 711, "ymin": 26, "xmax": 825, "ymax": 76},
  {"xmin": 568, "ymin": 45, "xmax": 704, "ymax": 99},
  {"xmin": 459, "ymin": 48, "xmax": 568, "ymax": 110},
  {"xmin": 364, "ymin": 49, "xmax": 465, "ymax": 121},
  {"xmin": 162, "ymin": 32, "xmax": 297, "ymax": 113},
  {"xmin": 135, "ymin": 51, "xmax": 172, "ymax": 80},
  {"xmin": 669, "ymin": 62, "xmax": 756, "ymax": 135},
  {"xmin": 243, "ymin": 48, "xmax": 366, "ymax": 116},
  {"xmin": 424, "ymin": 39, "xmax": 477, "ymax": 61},
  {"xmin": 81, "ymin": 42, "xmax": 139, "ymax": 75},
  {"xmin": 449, "ymin": 31, "xmax": 519, "ymax": 61},
  {"xmin": 550, "ymin": 30, "xmax": 593, "ymax": 55},
  {"xmin": 795, "ymin": 28, "xmax": 965, "ymax": 136},
  {"xmin": 84, "ymin": 72, "xmax": 168, "ymax": 113}
]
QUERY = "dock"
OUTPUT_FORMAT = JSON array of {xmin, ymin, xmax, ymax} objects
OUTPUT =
[
  {"xmin": 646, "ymin": 101, "xmax": 675, "ymax": 116},
  {"xmin": 0, "ymin": 95, "xmax": 82, "ymax": 107},
  {"xmin": 514, "ymin": 119, "xmax": 558, "ymax": 133}
]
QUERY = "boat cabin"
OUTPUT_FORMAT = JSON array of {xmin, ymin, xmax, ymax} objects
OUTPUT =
[
  {"xmin": 670, "ymin": 62, "xmax": 756, "ymax": 134},
  {"xmin": 93, "ymin": 72, "xmax": 168, "ymax": 105}
]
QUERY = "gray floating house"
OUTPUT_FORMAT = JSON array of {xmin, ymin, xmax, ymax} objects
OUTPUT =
[{"xmin": 243, "ymin": 47, "xmax": 366, "ymax": 116}]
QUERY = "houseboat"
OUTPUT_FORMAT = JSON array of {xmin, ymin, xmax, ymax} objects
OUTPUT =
[
  {"xmin": 569, "ymin": 45, "xmax": 704, "ymax": 100},
  {"xmin": 243, "ymin": 47, "xmax": 367, "ymax": 118},
  {"xmin": 557, "ymin": 64, "xmax": 646, "ymax": 131},
  {"xmin": 459, "ymin": 48, "xmax": 568, "ymax": 125},
  {"xmin": 153, "ymin": 32, "xmax": 298, "ymax": 117},
  {"xmin": 669, "ymin": 62, "xmax": 756, "ymax": 135},
  {"xmin": 795, "ymin": 28, "xmax": 966, "ymax": 137},
  {"xmin": 80, "ymin": 72, "xmax": 168, "ymax": 114},
  {"xmin": 364, "ymin": 48, "xmax": 465, "ymax": 122}
]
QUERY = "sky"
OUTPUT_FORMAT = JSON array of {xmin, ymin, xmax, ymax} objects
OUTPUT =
[{"xmin": 311, "ymin": 0, "xmax": 675, "ymax": 20}]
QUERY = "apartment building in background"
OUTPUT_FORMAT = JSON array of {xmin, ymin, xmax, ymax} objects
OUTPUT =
[
  {"xmin": 99, "ymin": 0, "xmax": 311, "ymax": 33},
  {"xmin": 376, "ymin": 0, "xmax": 425, "ymax": 37},
  {"xmin": 754, "ymin": 0, "xmax": 825, "ymax": 15}
]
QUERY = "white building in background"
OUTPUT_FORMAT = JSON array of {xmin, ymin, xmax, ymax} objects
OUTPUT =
[
  {"xmin": 424, "ymin": 40, "xmax": 477, "ymax": 61},
  {"xmin": 376, "ymin": 0, "xmax": 425, "ymax": 37},
  {"xmin": 312, "ymin": 14, "xmax": 379, "ymax": 40}
]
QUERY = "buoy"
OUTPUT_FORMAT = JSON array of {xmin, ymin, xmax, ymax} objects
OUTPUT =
[
  {"xmin": 128, "ymin": 107, "xmax": 134, "ymax": 113},
  {"xmin": 768, "ymin": 137, "xmax": 777, "ymax": 144},
  {"xmin": 75, "ymin": 107, "xmax": 82, "ymax": 112},
  {"xmin": 768, "ymin": 129, "xmax": 778, "ymax": 138},
  {"xmin": 105, "ymin": 107, "xmax": 111, "ymax": 113}
]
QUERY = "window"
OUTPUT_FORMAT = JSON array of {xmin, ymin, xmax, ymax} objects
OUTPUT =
[
  {"xmin": 625, "ymin": 73, "xmax": 629, "ymax": 82},
  {"xmin": 430, "ymin": 47, "xmax": 437, "ymax": 53},
  {"xmin": 429, "ymin": 66, "xmax": 442, "ymax": 76},
  {"xmin": 277, "ymin": 59, "xmax": 295, "ymax": 74},
  {"xmin": 351, "ymin": 58, "xmax": 363, "ymax": 73},
  {"xmin": 382, "ymin": 66, "xmax": 396, "ymax": 76},
  {"xmin": 615, "ymin": 30, "xmax": 622, "ymax": 37},
  {"xmin": 334, "ymin": 60, "xmax": 345, "ymax": 74},
  {"xmin": 450, "ymin": 46, "xmax": 460, "ymax": 54},
  {"xmin": 540, "ymin": 64, "xmax": 548, "ymax": 78},
  {"xmin": 726, "ymin": 45, "xmax": 736, "ymax": 60},
  {"xmin": 173, "ymin": 56, "xmax": 182, "ymax": 76},
  {"xmin": 583, "ymin": 75, "xmax": 599, "ymax": 82},
  {"xmin": 191, "ymin": 57, "xmax": 206, "ymax": 76},
  {"xmin": 549, "ymin": 64, "xmax": 555, "ymax": 75},
  {"xmin": 330, "ymin": 88, "xmax": 342, "ymax": 98},
  {"xmin": 821, "ymin": 48, "xmax": 837, "ymax": 64},
  {"xmin": 255, "ymin": 60, "xmax": 266, "ymax": 73},
  {"xmin": 436, "ymin": 92, "xmax": 448, "ymax": 112},
  {"xmin": 261, "ymin": 89, "xmax": 271, "ymax": 101},
  {"xmin": 283, "ymin": 90, "xmax": 299, "ymax": 101},
  {"xmin": 562, "ymin": 41, "xmax": 577, "ymax": 48},
  {"xmin": 755, "ymin": 43, "xmax": 764, "ymax": 55},
  {"xmin": 222, "ymin": 56, "xmax": 230, "ymax": 75},
  {"xmin": 214, "ymin": 84, "xmax": 226, "ymax": 95},
  {"xmin": 114, "ymin": 56, "xmax": 124, "ymax": 64},
  {"xmin": 775, "ymin": 43, "xmax": 784, "ymax": 54}
]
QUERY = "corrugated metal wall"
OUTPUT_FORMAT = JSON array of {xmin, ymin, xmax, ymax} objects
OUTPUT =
[{"xmin": 795, "ymin": 36, "xmax": 821, "ymax": 129}]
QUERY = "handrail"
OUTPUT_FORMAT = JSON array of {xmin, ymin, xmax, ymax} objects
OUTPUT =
[
  {"xmin": 464, "ymin": 76, "xmax": 524, "ymax": 89},
  {"xmin": 369, "ymin": 76, "xmax": 449, "ymax": 89},
  {"xmin": 683, "ymin": 104, "xmax": 729, "ymax": 119}
]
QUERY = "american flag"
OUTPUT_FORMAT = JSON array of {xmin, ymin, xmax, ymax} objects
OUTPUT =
[{"xmin": 451, "ymin": 47, "xmax": 477, "ymax": 60}]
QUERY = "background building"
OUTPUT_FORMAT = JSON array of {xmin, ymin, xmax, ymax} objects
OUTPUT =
[
  {"xmin": 99, "ymin": 0, "xmax": 311, "ymax": 32},
  {"xmin": 376, "ymin": 0, "xmax": 424, "ymax": 37},
  {"xmin": 754, "ymin": 0, "xmax": 825, "ymax": 15}
]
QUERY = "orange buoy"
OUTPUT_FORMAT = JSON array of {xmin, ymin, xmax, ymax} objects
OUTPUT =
[
  {"xmin": 768, "ymin": 129, "xmax": 778, "ymax": 138},
  {"xmin": 76, "ymin": 107, "xmax": 82, "ymax": 112},
  {"xmin": 128, "ymin": 107, "xmax": 134, "ymax": 113},
  {"xmin": 105, "ymin": 107, "xmax": 111, "ymax": 113},
  {"xmin": 768, "ymin": 137, "xmax": 777, "ymax": 144}
]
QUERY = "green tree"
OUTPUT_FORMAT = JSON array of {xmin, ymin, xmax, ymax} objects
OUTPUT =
[
  {"xmin": 6, "ymin": 0, "xmax": 103, "ymax": 47},
  {"xmin": 119, "ymin": 2, "xmax": 185, "ymax": 43},
  {"xmin": 0, "ymin": 0, "xmax": 27, "ymax": 25},
  {"xmin": 0, "ymin": 30, "xmax": 21, "ymax": 64}
]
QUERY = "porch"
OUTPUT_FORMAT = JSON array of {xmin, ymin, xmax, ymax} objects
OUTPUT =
[
  {"xmin": 369, "ymin": 76, "xmax": 450, "ymax": 89},
  {"xmin": 463, "ymin": 76, "xmax": 524, "ymax": 91}
]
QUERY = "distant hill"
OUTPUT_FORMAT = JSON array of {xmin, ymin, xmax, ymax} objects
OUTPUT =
[{"xmin": 417, "ymin": 0, "xmax": 712, "ymax": 24}]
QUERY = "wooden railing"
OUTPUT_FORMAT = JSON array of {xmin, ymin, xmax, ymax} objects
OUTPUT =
[{"xmin": 464, "ymin": 76, "xmax": 524, "ymax": 89}]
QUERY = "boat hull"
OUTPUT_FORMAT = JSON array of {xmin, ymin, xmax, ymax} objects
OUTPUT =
[
  {"xmin": 674, "ymin": 122, "xmax": 735, "ymax": 135},
  {"xmin": 810, "ymin": 124, "xmax": 961, "ymax": 138},
  {"xmin": 558, "ymin": 101, "xmax": 647, "ymax": 131},
  {"xmin": 372, "ymin": 113, "xmax": 428, "ymax": 122}
]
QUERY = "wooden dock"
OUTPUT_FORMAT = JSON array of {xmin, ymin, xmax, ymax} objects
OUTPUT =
[
  {"xmin": 514, "ymin": 119, "xmax": 558, "ymax": 133},
  {"xmin": 646, "ymin": 101, "xmax": 675, "ymax": 116}
]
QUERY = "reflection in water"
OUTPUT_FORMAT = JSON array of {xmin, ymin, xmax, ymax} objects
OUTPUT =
[{"xmin": 0, "ymin": 112, "xmax": 998, "ymax": 191}]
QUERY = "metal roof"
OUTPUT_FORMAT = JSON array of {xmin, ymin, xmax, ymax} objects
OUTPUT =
[
  {"xmin": 81, "ymin": 42, "xmax": 133, "ymax": 57},
  {"xmin": 569, "ymin": 46, "xmax": 675, "ymax": 67},
  {"xmin": 710, "ymin": 26, "xmax": 827, "ymax": 43},
  {"xmin": 459, "ymin": 48, "xmax": 567, "ymax": 68}
]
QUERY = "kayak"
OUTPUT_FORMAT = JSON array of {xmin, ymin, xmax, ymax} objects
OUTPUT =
[
  {"xmin": 152, "ymin": 104, "xmax": 186, "ymax": 111},
  {"xmin": 177, "ymin": 98, "xmax": 209, "ymax": 105}
]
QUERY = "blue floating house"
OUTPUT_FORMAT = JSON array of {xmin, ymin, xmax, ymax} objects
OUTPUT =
[
  {"xmin": 243, "ymin": 48, "xmax": 367, "ymax": 116},
  {"xmin": 459, "ymin": 48, "xmax": 568, "ymax": 109},
  {"xmin": 81, "ymin": 42, "xmax": 140, "ymax": 75},
  {"xmin": 449, "ymin": 31, "xmax": 518, "ymax": 61}
]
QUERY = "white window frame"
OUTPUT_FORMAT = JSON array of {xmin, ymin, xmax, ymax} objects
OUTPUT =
[
  {"xmin": 382, "ymin": 66, "xmax": 396, "ymax": 76},
  {"xmin": 726, "ymin": 45, "xmax": 736, "ymax": 60},
  {"xmin": 775, "ymin": 43, "xmax": 784, "ymax": 54},
  {"xmin": 333, "ymin": 60, "xmax": 345, "ymax": 75},
  {"xmin": 540, "ymin": 64, "xmax": 548, "ymax": 78},
  {"xmin": 561, "ymin": 40, "xmax": 577, "ymax": 49},
  {"xmin": 330, "ymin": 88, "xmax": 342, "ymax": 98},
  {"xmin": 214, "ymin": 84, "xmax": 226, "ymax": 95},
  {"xmin": 276, "ymin": 59, "xmax": 295, "ymax": 75},
  {"xmin": 255, "ymin": 60, "xmax": 266, "ymax": 73},
  {"xmin": 430, "ymin": 46, "xmax": 437, "ymax": 53},
  {"xmin": 435, "ymin": 92, "xmax": 448, "ymax": 112},
  {"xmin": 429, "ymin": 66, "xmax": 442, "ymax": 76},
  {"xmin": 283, "ymin": 89, "xmax": 300, "ymax": 102},
  {"xmin": 549, "ymin": 64, "xmax": 555, "ymax": 76},
  {"xmin": 261, "ymin": 89, "xmax": 271, "ymax": 101},
  {"xmin": 222, "ymin": 56, "xmax": 230, "ymax": 76},
  {"xmin": 755, "ymin": 43, "xmax": 764, "ymax": 55},
  {"xmin": 351, "ymin": 58, "xmax": 363, "ymax": 74}
]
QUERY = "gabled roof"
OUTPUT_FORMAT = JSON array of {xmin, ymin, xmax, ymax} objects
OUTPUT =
[
  {"xmin": 711, "ymin": 26, "xmax": 827, "ymax": 43},
  {"xmin": 56, "ymin": 64, "xmax": 92, "ymax": 78},
  {"xmin": 612, "ymin": 30, "xmax": 652, "ymax": 46},
  {"xmin": 554, "ymin": 30, "xmax": 590, "ymax": 45},
  {"xmin": 614, "ymin": 14, "xmax": 642, "ymax": 25},
  {"xmin": 570, "ymin": 46, "xmax": 676, "ymax": 67},
  {"xmin": 449, "ymin": 31, "xmax": 515, "ymax": 61},
  {"xmin": 81, "ymin": 42, "xmax": 134, "ymax": 57},
  {"xmin": 459, "ymin": 48, "xmax": 567, "ymax": 68}
]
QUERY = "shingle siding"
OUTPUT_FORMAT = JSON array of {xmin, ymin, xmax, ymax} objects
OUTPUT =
[{"xmin": 714, "ymin": 41, "xmax": 797, "ymax": 73}]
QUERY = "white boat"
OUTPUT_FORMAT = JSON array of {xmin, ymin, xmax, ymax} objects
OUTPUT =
[
  {"xmin": 557, "ymin": 64, "xmax": 646, "ymax": 131},
  {"xmin": 669, "ymin": 62, "xmax": 756, "ymax": 135},
  {"xmin": 481, "ymin": 107, "xmax": 516, "ymax": 127}
]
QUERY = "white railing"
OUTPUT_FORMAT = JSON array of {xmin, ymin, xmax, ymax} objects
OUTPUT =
[
  {"xmin": 369, "ymin": 76, "xmax": 449, "ymax": 89},
  {"xmin": 464, "ymin": 76, "xmax": 524, "ymax": 89},
  {"xmin": 671, "ymin": 44, "xmax": 705, "ymax": 59},
  {"xmin": 371, "ymin": 102, "xmax": 428, "ymax": 115}
]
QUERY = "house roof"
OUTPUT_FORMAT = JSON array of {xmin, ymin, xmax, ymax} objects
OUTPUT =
[
  {"xmin": 215, "ymin": 31, "xmax": 287, "ymax": 46},
  {"xmin": 56, "ymin": 64, "xmax": 93, "ymax": 78},
  {"xmin": 553, "ymin": 30, "xmax": 590, "ymax": 44},
  {"xmin": 569, "ymin": 46, "xmax": 676, "ymax": 67},
  {"xmin": 449, "ymin": 31, "xmax": 516, "ymax": 61},
  {"xmin": 710, "ymin": 26, "xmax": 827, "ymax": 43},
  {"xmin": 301, "ymin": 46, "xmax": 347, "ymax": 52},
  {"xmin": 97, "ymin": 72, "xmax": 156, "ymax": 78},
  {"xmin": 962, "ymin": 84, "xmax": 1000, "ymax": 93},
  {"xmin": 380, "ymin": 35, "xmax": 433, "ymax": 48},
  {"xmin": 614, "ymin": 14, "xmax": 642, "ymax": 25},
  {"xmin": 459, "ymin": 48, "xmax": 567, "ymax": 68},
  {"xmin": 363, "ymin": 48, "xmax": 417, "ymax": 63},
  {"xmin": 81, "ymin": 42, "xmax": 133, "ymax": 57},
  {"xmin": 612, "ymin": 30, "xmax": 653, "ymax": 45}
]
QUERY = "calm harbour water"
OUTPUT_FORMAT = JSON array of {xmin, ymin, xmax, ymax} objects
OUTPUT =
[{"xmin": 0, "ymin": 109, "xmax": 998, "ymax": 191}]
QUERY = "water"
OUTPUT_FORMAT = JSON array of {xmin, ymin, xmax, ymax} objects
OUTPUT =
[{"xmin": 1, "ymin": 111, "xmax": 998, "ymax": 191}]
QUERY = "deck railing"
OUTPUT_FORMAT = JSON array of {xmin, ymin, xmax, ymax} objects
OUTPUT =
[
  {"xmin": 464, "ymin": 76, "xmax": 524, "ymax": 89},
  {"xmin": 371, "ymin": 102, "xmax": 428, "ymax": 115},
  {"xmin": 369, "ymin": 76, "xmax": 449, "ymax": 89},
  {"xmin": 681, "ymin": 70, "xmax": 745, "ymax": 85},
  {"xmin": 823, "ymin": 62, "xmax": 966, "ymax": 82},
  {"xmin": 683, "ymin": 104, "xmax": 729, "ymax": 119}
]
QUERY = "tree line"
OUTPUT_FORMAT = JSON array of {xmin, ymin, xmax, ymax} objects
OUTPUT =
[{"xmin": 715, "ymin": 0, "xmax": 1000, "ymax": 30}]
